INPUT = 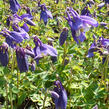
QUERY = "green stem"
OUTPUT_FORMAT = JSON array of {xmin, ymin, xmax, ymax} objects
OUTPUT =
[
  {"xmin": 62, "ymin": 42, "xmax": 67, "ymax": 65},
  {"xmin": 42, "ymin": 93, "xmax": 47, "ymax": 109},
  {"xmin": 102, "ymin": 55, "xmax": 109, "ymax": 107},
  {"xmin": 10, "ymin": 88, "xmax": 13, "ymax": 109},
  {"xmin": 17, "ymin": 71, "xmax": 19, "ymax": 89},
  {"xmin": 5, "ymin": 82, "xmax": 8, "ymax": 109}
]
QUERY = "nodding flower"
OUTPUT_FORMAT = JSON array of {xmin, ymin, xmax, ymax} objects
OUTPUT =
[
  {"xmin": 87, "ymin": 36, "xmax": 109, "ymax": 64},
  {"xmin": 104, "ymin": 0, "xmax": 109, "ymax": 4},
  {"xmin": 23, "ymin": 17, "xmax": 36, "ymax": 26},
  {"xmin": 20, "ymin": 7, "xmax": 33, "ymax": 20},
  {"xmin": 50, "ymin": 80, "xmax": 67, "ymax": 109},
  {"xmin": 59, "ymin": 27, "xmax": 68, "ymax": 46},
  {"xmin": 30, "ymin": 61, "xmax": 36, "ymax": 71},
  {"xmin": 40, "ymin": 4, "xmax": 53, "ymax": 25},
  {"xmin": 87, "ymin": 36, "xmax": 109, "ymax": 58},
  {"xmin": 16, "ymin": 46, "xmax": 35, "ymax": 73},
  {"xmin": 21, "ymin": 23, "xmax": 29, "ymax": 32},
  {"xmin": 65, "ymin": 7, "xmax": 98, "ymax": 44},
  {"xmin": 92, "ymin": 104, "xmax": 98, "ymax": 109},
  {"xmin": 0, "ymin": 28, "xmax": 24, "ymax": 48},
  {"xmin": 9, "ymin": 0, "xmax": 21, "ymax": 13},
  {"xmin": 0, "ymin": 42, "xmax": 9, "ymax": 66},
  {"xmin": 33, "ymin": 36, "xmax": 57, "ymax": 64},
  {"xmin": 81, "ymin": 6, "xmax": 91, "ymax": 16},
  {"xmin": 16, "ymin": 46, "xmax": 29, "ymax": 73},
  {"xmin": 12, "ymin": 23, "xmax": 29, "ymax": 39}
]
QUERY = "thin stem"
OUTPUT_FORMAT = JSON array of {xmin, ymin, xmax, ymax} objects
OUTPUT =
[
  {"xmin": 10, "ymin": 88, "xmax": 13, "ymax": 109},
  {"xmin": 42, "ymin": 94, "xmax": 47, "ymax": 109},
  {"xmin": 5, "ymin": 82, "xmax": 8, "ymax": 109},
  {"xmin": 62, "ymin": 41, "xmax": 67, "ymax": 65}
]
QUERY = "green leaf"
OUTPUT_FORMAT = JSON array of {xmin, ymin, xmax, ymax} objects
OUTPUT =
[
  {"xmin": 12, "ymin": 86, "xmax": 20, "ymax": 94},
  {"xmin": 18, "ymin": 92, "xmax": 27, "ymax": 106}
]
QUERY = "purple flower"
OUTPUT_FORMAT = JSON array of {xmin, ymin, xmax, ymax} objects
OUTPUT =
[
  {"xmin": 71, "ymin": 0, "xmax": 75, "ymax": 3},
  {"xmin": 30, "ymin": 61, "xmax": 36, "ymax": 71},
  {"xmin": 21, "ymin": 23, "xmax": 29, "ymax": 32},
  {"xmin": 87, "ymin": 36, "xmax": 109, "ymax": 58},
  {"xmin": 15, "ymin": 46, "xmax": 34, "ymax": 73},
  {"xmin": 59, "ymin": 27, "xmax": 68, "ymax": 46},
  {"xmin": 12, "ymin": 23, "xmax": 29, "ymax": 39},
  {"xmin": 100, "ymin": 22, "xmax": 107, "ymax": 26},
  {"xmin": 50, "ymin": 80, "xmax": 67, "ymax": 109},
  {"xmin": 9, "ymin": 0, "xmax": 21, "ymax": 13},
  {"xmin": 81, "ymin": 6, "xmax": 91, "ymax": 16},
  {"xmin": 104, "ymin": 0, "xmax": 109, "ymax": 4},
  {"xmin": 7, "ymin": 14, "xmax": 21, "ymax": 25},
  {"xmin": 40, "ymin": 4, "xmax": 53, "ymax": 25},
  {"xmin": 98, "ymin": 3, "xmax": 105, "ymax": 10},
  {"xmin": 92, "ymin": 105, "xmax": 98, "ymax": 109},
  {"xmin": 16, "ymin": 47, "xmax": 29, "ymax": 73},
  {"xmin": 86, "ymin": 0, "xmax": 95, "ymax": 7},
  {"xmin": 55, "ymin": 0, "xmax": 59, "ymax": 4},
  {"xmin": 20, "ymin": 7, "xmax": 33, "ymax": 20},
  {"xmin": 23, "ymin": 17, "xmax": 36, "ymax": 26},
  {"xmin": 65, "ymin": 7, "xmax": 98, "ymax": 44},
  {"xmin": 0, "ymin": 43, "xmax": 9, "ymax": 66},
  {"xmin": 33, "ymin": 36, "xmax": 57, "ymax": 64},
  {"xmin": 6, "ymin": 16, "xmax": 11, "ymax": 26},
  {"xmin": 7, "ymin": 13, "xmax": 35, "ymax": 27},
  {"xmin": 0, "ymin": 29, "xmax": 24, "ymax": 48}
]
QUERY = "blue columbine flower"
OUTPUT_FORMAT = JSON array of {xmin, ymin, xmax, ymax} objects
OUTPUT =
[
  {"xmin": 6, "ymin": 16, "xmax": 12, "ymax": 26},
  {"xmin": 40, "ymin": 4, "xmax": 53, "ymax": 25},
  {"xmin": 33, "ymin": 36, "xmax": 57, "ymax": 64},
  {"xmin": 9, "ymin": 0, "xmax": 21, "ymax": 13},
  {"xmin": 98, "ymin": 3, "xmax": 105, "ymax": 10},
  {"xmin": 59, "ymin": 27, "xmax": 68, "ymax": 46},
  {"xmin": 7, "ymin": 13, "xmax": 35, "ymax": 28},
  {"xmin": 55, "ymin": 0, "xmax": 59, "ymax": 4},
  {"xmin": 23, "ymin": 17, "xmax": 36, "ymax": 26},
  {"xmin": 30, "ymin": 61, "xmax": 36, "ymax": 71},
  {"xmin": 16, "ymin": 47, "xmax": 29, "ymax": 73},
  {"xmin": 50, "ymin": 80, "xmax": 67, "ymax": 109},
  {"xmin": 12, "ymin": 23, "xmax": 29, "ymax": 39},
  {"xmin": 81, "ymin": 6, "xmax": 91, "ymax": 16},
  {"xmin": 65, "ymin": 7, "xmax": 98, "ymax": 44},
  {"xmin": 0, "ymin": 28, "xmax": 24, "ymax": 48},
  {"xmin": 87, "ymin": 36, "xmax": 109, "ymax": 58},
  {"xmin": 20, "ymin": 7, "xmax": 33, "ymax": 20},
  {"xmin": 86, "ymin": 0, "xmax": 95, "ymax": 7},
  {"xmin": 92, "ymin": 104, "xmax": 98, "ymax": 109},
  {"xmin": 104, "ymin": 0, "xmax": 109, "ymax": 4},
  {"xmin": 16, "ymin": 46, "xmax": 35, "ymax": 73},
  {"xmin": 6, "ymin": 14, "xmax": 21, "ymax": 26},
  {"xmin": 21, "ymin": 23, "xmax": 29, "ymax": 32},
  {"xmin": 0, "ymin": 42, "xmax": 9, "ymax": 66}
]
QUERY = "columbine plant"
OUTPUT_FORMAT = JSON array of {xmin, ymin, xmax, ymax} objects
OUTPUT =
[
  {"xmin": 64, "ymin": 7, "xmax": 98, "ymax": 44},
  {"xmin": 81, "ymin": 6, "xmax": 91, "ymax": 16},
  {"xmin": 50, "ymin": 80, "xmax": 67, "ymax": 109},
  {"xmin": 59, "ymin": 27, "xmax": 68, "ymax": 46},
  {"xmin": 9, "ymin": 0, "xmax": 21, "ymax": 13},
  {"xmin": 40, "ymin": 4, "xmax": 53, "ymax": 25},
  {"xmin": 33, "ymin": 36, "xmax": 57, "ymax": 64},
  {"xmin": 16, "ymin": 46, "xmax": 34, "ymax": 73},
  {"xmin": 87, "ymin": 36, "xmax": 109, "ymax": 58},
  {"xmin": 0, "ymin": 28, "xmax": 24, "ymax": 48},
  {"xmin": 0, "ymin": 42, "xmax": 9, "ymax": 66}
]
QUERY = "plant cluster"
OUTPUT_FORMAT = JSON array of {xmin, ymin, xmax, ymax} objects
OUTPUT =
[{"xmin": 0, "ymin": 0, "xmax": 109, "ymax": 109}]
